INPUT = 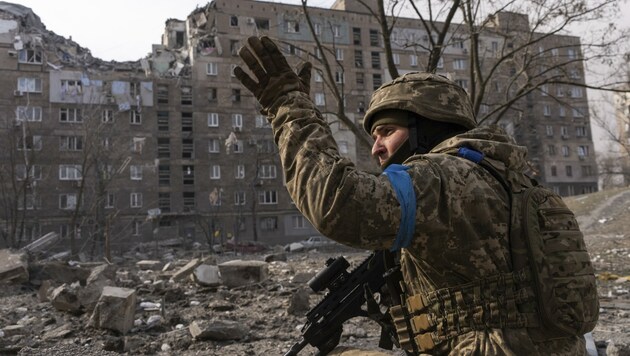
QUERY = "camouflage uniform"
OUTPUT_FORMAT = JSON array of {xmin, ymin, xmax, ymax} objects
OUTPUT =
[{"xmin": 265, "ymin": 88, "xmax": 586, "ymax": 355}]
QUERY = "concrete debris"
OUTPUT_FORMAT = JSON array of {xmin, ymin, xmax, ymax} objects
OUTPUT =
[
  {"xmin": 50, "ymin": 284, "xmax": 81, "ymax": 313},
  {"xmin": 41, "ymin": 323, "xmax": 73, "ymax": 341},
  {"xmin": 189, "ymin": 319, "xmax": 248, "ymax": 341},
  {"xmin": 1, "ymin": 325, "xmax": 25, "ymax": 337},
  {"xmin": 264, "ymin": 252, "xmax": 288, "ymax": 263},
  {"xmin": 0, "ymin": 249, "xmax": 29, "ymax": 283},
  {"xmin": 218, "ymin": 260, "xmax": 268, "ymax": 288},
  {"xmin": 170, "ymin": 258, "xmax": 202, "ymax": 282},
  {"xmin": 136, "ymin": 260, "xmax": 163, "ymax": 271},
  {"xmin": 20, "ymin": 232, "xmax": 60, "ymax": 255},
  {"xmin": 89, "ymin": 286, "xmax": 137, "ymax": 334},
  {"xmin": 606, "ymin": 340, "xmax": 630, "ymax": 356},
  {"xmin": 287, "ymin": 287, "xmax": 310, "ymax": 315},
  {"xmin": 192, "ymin": 264, "xmax": 221, "ymax": 287}
]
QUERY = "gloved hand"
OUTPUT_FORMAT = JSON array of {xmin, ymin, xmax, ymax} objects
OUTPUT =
[{"xmin": 234, "ymin": 36, "xmax": 312, "ymax": 114}]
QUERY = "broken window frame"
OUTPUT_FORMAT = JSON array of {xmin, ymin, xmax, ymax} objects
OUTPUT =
[
  {"xmin": 15, "ymin": 164, "xmax": 42, "ymax": 181},
  {"xmin": 182, "ymin": 138, "xmax": 194, "ymax": 159},
  {"xmin": 230, "ymin": 15, "xmax": 239, "ymax": 27},
  {"xmin": 18, "ymin": 49, "xmax": 43, "ymax": 64},
  {"xmin": 130, "ymin": 110, "xmax": 142, "ymax": 125},
  {"xmin": 59, "ymin": 193, "xmax": 78, "ymax": 210},
  {"xmin": 16, "ymin": 106, "xmax": 42, "ymax": 122},
  {"xmin": 157, "ymin": 84, "xmax": 169, "ymax": 104},
  {"xmin": 18, "ymin": 135, "xmax": 43, "ymax": 151},
  {"xmin": 181, "ymin": 86, "xmax": 193, "ymax": 105},
  {"xmin": 287, "ymin": 20, "xmax": 300, "ymax": 33}
]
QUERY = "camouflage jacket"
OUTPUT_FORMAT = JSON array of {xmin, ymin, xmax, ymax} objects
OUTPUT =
[{"xmin": 268, "ymin": 92, "xmax": 585, "ymax": 355}]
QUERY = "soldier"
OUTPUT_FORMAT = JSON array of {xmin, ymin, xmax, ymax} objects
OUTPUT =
[{"xmin": 234, "ymin": 36, "xmax": 589, "ymax": 355}]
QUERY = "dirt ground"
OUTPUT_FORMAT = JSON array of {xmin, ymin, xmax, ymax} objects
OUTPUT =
[{"xmin": 1, "ymin": 187, "xmax": 629, "ymax": 356}]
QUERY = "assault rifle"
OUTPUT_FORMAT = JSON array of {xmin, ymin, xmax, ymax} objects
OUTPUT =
[{"xmin": 284, "ymin": 250, "xmax": 401, "ymax": 356}]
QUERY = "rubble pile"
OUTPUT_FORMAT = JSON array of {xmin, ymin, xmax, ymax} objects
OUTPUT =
[{"xmin": 0, "ymin": 188, "xmax": 627, "ymax": 355}]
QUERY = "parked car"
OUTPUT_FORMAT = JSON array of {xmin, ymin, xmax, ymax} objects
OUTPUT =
[{"xmin": 300, "ymin": 235, "xmax": 338, "ymax": 249}]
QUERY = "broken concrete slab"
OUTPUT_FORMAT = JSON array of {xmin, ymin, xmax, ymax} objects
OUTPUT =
[
  {"xmin": 136, "ymin": 260, "xmax": 163, "ymax": 271},
  {"xmin": 192, "ymin": 264, "xmax": 221, "ymax": 287},
  {"xmin": 189, "ymin": 319, "xmax": 248, "ymax": 341},
  {"xmin": 218, "ymin": 260, "xmax": 268, "ymax": 288},
  {"xmin": 50, "ymin": 284, "xmax": 81, "ymax": 313},
  {"xmin": 170, "ymin": 258, "xmax": 202, "ymax": 282},
  {"xmin": 20, "ymin": 232, "xmax": 60, "ymax": 254},
  {"xmin": 0, "ymin": 249, "xmax": 29, "ymax": 283},
  {"xmin": 89, "ymin": 286, "xmax": 137, "ymax": 334},
  {"xmin": 42, "ymin": 323, "xmax": 73, "ymax": 341},
  {"xmin": 81, "ymin": 264, "xmax": 118, "ymax": 312}
]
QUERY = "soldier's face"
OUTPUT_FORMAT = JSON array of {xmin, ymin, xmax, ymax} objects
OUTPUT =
[{"xmin": 371, "ymin": 124, "xmax": 409, "ymax": 166}]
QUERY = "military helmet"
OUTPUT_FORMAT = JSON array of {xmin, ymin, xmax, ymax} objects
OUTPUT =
[{"xmin": 363, "ymin": 72, "xmax": 477, "ymax": 134}]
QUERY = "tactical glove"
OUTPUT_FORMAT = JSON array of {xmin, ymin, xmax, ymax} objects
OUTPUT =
[{"xmin": 234, "ymin": 36, "xmax": 312, "ymax": 114}]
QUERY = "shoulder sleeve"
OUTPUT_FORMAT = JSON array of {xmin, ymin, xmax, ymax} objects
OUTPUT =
[{"xmin": 268, "ymin": 92, "xmax": 442, "ymax": 250}]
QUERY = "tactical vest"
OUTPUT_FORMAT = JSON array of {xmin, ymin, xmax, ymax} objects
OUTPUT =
[{"xmin": 385, "ymin": 148, "xmax": 599, "ymax": 354}]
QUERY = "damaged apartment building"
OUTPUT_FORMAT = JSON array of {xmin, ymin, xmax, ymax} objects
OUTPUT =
[{"xmin": 0, "ymin": 0, "xmax": 598, "ymax": 252}]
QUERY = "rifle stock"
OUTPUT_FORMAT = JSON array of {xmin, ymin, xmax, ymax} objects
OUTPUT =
[{"xmin": 284, "ymin": 251, "xmax": 396, "ymax": 356}]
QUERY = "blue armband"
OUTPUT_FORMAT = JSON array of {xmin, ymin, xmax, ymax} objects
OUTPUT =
[{"xmin": 382, "ymin": 164, "xmax": 417, "ymax": 251}]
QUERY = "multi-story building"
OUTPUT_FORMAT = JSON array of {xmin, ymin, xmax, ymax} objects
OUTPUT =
[{"xmin": 0, "ymin": 0, "xmax": 598, "ymax": 252}]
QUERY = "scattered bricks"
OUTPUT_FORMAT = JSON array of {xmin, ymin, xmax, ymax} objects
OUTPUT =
[
  {"xmin": 136, "ymin": 260, "xmax": 163, "ymax": 271},
  {"xmin": 218, "ymin": 260, "xmax": 268, "ymax": 288},
  {"xmin": 171, "ymin": 258, "xmax": 202, "ymax": 282},
  {"xmin": 89, "ymin": 286, "xmax": 137, "ymax": 334},
  {"xmin": 0, "ymin": 249, "xmax": 29, "ymax": 283},
  {"xmin": 50, "ymin": 283, "xmax": 81, "ymax": 313},
  {"xmin": 189, "ymin": 319, "xmax": 248, "ymax": 341},
  {"xmin": 192, "ymin": 265, "xmax": 221, "ymax": 287}
]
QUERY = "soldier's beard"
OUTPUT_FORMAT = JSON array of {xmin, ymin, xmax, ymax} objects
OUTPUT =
[{"xmin": 380, "ymin": 139, "xmax": 412, "ymax": 169}]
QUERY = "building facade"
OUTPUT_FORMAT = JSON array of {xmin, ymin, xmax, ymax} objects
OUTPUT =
[{"xmin": 0, "ymin": 0, "xmax": 598, "ymax": 252}]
